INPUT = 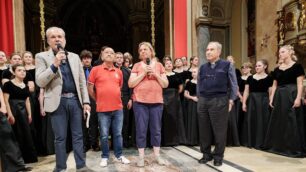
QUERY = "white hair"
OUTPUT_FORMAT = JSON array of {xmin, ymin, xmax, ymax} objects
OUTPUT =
[
  {"xmin": 208, "ymin": 41, "xmax": 222, "ymax": 52},
  {"xmin": 46, "ymin": 27, "xmax": 65, "ymax": 39}
]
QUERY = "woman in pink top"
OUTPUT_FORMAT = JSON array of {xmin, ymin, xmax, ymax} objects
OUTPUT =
[{"xmin": 128, "ymin": 42, "xmax": 168, "ymax": 167}]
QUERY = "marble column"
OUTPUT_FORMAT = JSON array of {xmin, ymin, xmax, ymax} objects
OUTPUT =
[
  {"xmin": 13, "ymin": 0, "xmax": 25, "ymax": 52},
  {"xmin": 197, "ymin": 25, "xmax": 210, "ymax": 65}
]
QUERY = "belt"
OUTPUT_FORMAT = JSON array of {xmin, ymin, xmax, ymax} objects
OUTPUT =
[{"xmin": 61, "ymin": 93, "xmax": 76, "ymax": 98}]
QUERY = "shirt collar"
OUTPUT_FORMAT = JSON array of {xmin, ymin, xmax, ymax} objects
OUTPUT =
[{"xmin": 102, "ymin": 63, "xmax": 115, "ymax": 71}]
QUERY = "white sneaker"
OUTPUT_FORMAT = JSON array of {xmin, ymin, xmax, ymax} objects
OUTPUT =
[
  {"xmin": 100, "ymin": 158, "xmax": 108, "ymax": 167},
  {"xmin": 117, "ymin": 156, "xmax": 130, "ymax": 164}
]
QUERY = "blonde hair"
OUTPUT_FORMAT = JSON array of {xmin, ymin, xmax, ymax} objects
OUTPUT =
[
  {"xmin": 280, "ymin": 45, "xmax": 297, "ymax": 61},
  {"xmin": 241, "ymin": 62, "xmax": 253, "ymax": 69},
  {"xmin": 138, "ymin": 42, "xmax": 156, "ymax": 59}
]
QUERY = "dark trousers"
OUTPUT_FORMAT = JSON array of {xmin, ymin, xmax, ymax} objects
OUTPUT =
[
  {"xmin": 121, "ymin": 95, "xmax": 130, "ymax": 147},
  {"xmin": 0, "ymin": 113, "xmax": 25, "ymax": 172},
  {"xmin": 133, "ymin": 102, "xmax": 163, "ymax": 148},
  {"xmin": 82, "ymin": 98, "xmax": 99, "ymax": 150},
  {"xmin": 197, "ymin": 96, "xmax": 228, "ymax": 161},
  {"xmin": 50, "ymin": 97, "xmax": 85, "ymax": 172}
]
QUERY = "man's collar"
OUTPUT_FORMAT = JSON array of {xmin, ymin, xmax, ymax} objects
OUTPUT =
[{"xmin": 102, "ymin": 63, "xmax": 115, "ymax": 71}]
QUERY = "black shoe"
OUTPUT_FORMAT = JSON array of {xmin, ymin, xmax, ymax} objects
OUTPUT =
[
  {"xmin": 198, "ymin": 156, "xmax": 213, "ymax": 164},
  {"xmin": 213, "ymin": 160, "xmax": 222, "ymax": 166}
]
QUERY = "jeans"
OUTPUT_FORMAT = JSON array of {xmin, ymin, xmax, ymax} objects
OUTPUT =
[
  {"xmin": 97, "ymin": 110, "xmax": 123, "ymax": 159},
  {"xmin": 50, "ymin": 97, "xmax": 85, "ymax": 171}
]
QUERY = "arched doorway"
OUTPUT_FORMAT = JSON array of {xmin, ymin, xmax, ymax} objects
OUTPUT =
[{"xmin": 24, "ymin": 0, "xmax": 165, "ymax": 62}]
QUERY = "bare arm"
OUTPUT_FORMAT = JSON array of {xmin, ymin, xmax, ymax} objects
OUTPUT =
[
  {"xmin": 38, "ymin": 88, "xmax": 46, "ymax": 116},
  {"xmin": 184, "ymin": 90, "xmax": 198, "ymax": 102},
  {"xmin": 87, "ymin": 83, "xmax": 96, "ymax": 101},
  {"xmin": 153, "ymin": 73, "xmax": 169, "ymax": 88},
  {"xmin": 178, "ymin": 84, "xmax": 183, "ymax": 93},
  {"xmin": 25, "ymin": 97, "xmax": 32, "ymax": 124},
  {"xmin": 3, "ymin": 93, "xmax": 15, "ymax": 124},
  {"xmin": 269, "ymin": 80, "xmax": 277, "ymax": 108},
  {"xmin": 128, "ymin": 72, "xmax": 146, "ymax": 88},
  {"xmin": 0, "ymin": 90, "xmax": 7, "ymax": 114},
  {"xmin": 242, "ymin": 84, "xmax": 249, "ymax": 112},
  {"xmin": 2, "ymin": 78, "xmax": 9, "ymax": 86},
  {"xmin": 28, "ymin": 81, "xmax": 35, "ymax": 93},
  {"xmin": 293, "ymin": 75, "xmax": 304, "ymax": 108}
]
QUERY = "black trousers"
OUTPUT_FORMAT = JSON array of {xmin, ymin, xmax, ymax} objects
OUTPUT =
[
  {"xmin": 0, "ymin": 113, "xmax": 25, "ymax": 172},
  {"xmin": 122, "ymin": 95, "xmax": 131, "ymax": 147},
  {"xmin": 197, "ymin": 96, "xmax": 228, "ymax": 161},
  {"xmin": 82, "ymin": 98, "xmax": 99, "ymax": 149}
]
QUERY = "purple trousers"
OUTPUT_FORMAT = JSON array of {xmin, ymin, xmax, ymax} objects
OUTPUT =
[{"xmin": 133, "ymin": 102, "xmax": 163, "ymax": 148}]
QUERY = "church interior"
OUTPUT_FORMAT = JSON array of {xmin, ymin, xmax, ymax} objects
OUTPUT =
[{"xmin": 0, "ymin": 0, "xmax": 306, "ymax": 171}]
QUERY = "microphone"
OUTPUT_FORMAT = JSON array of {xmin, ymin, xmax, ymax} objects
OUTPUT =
[
  {"xmin": 146, "ymin": 57, "xmax": 151, "ymax": 76},
  {"xmin": 146, "ymin": 57, "xmax": 150, "ymax": 65},
  {"xmin": 56, "ymin": 44, "xmax": 68, "ymax": 64}
]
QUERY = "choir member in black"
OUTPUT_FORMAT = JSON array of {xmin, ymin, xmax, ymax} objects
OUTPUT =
[
  {"xmin": 3, "ymin": 64, "xmax": 38, "ymax": 163},
  {"xmin": 265, "ymin": 45, "xmax": 306, "ymax": 157},
  {"xmin": 115, "ymin": 52, "xmax": 133, "ymax": 148},
  {"xmin": 161, "ymin": 59, "xmax": 187, "ymax": 146},
  {"xmin": 80, "ymin": 50, "xmax": 100, "ymax": 152},
  {"xmin": 181, "ymin": 56, "xmax": 189, "ymax": 71},
  {"xmin": 225, "ymin": 56, "xmax": 243, "ymax": 146},
  {"xmin": 0, "ymin": 87, "xmax": 32, "ymax": 172},
  {"xmin": 1, "ymin": 53, "xmax": 34, "ymax": 91},
  {"xmin": 0, "ymin": 51, "xmax": 8, "ymax": 87},
  {"xmin": 123, "ymin": 52, "xmax": 133, "ymax": 69},
  {"xmin": 184, "ymin": 68, "xmax": 199, "ymax": 145},
  {"xmin": 23, "ymin": 51, "xmax": 44, "ymax": 155},
  {"xmin": 237, "ymin": 62, "xmax": 252, "ymax": 144},
  {"xmin": 242, "ymin": 59, "xmax": 273, "ymax": 149},
  {"xmin": 173, "ymin": 58, "xmax": 188, "ymax": 83},
  {"xmin": 186, "ymin": 56, "xmax": 199, "ymax": 81}
]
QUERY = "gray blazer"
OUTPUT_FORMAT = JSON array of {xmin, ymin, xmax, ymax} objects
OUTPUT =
[{"xmin": 35, "ymin": 49, "xmax": 90, "ymax": 113}]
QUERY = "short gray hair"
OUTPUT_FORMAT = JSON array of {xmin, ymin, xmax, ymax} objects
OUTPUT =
[
  {"xmin": 46, "ymin": 27, "xmax": 65, "ymax": 39},
  {"xmin": 208, "ymin": 41, "xmax": 222, "ymax": 52}
]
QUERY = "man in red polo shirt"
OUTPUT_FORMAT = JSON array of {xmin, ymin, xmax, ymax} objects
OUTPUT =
[{"xmin": 87, "ymin": 46, "xmax": 130, "ymax": 167}]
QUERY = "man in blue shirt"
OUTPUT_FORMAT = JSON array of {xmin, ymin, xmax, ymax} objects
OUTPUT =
[{"xmin": 197, "ymin": 42, "xmax": 238, "ymax": 166}]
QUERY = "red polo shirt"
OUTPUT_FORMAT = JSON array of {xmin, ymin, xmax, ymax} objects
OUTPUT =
[{"xmin": 88, "ymin": 63, "xmax": 123, "ymax": 112}]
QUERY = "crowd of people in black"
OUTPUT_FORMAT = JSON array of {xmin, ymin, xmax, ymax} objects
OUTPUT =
[{"xmin": 0, "ymin": 30, "xmax": 306, "ymax": 171}]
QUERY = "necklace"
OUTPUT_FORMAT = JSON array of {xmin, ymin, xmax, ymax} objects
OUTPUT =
[{"xmin": 12, "ymin": 79, "xmax": 25, "ymax": 88}]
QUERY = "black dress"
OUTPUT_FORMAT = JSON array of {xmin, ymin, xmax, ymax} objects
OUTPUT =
[
  {"xmin": 240, "ymin": 75, "xmax": 273, "ymax": 149},
  {"xmin": 184, "ymin": 80, "xmax": 199, "ymax": 145},
  {"xmin": 2, "ymin": 81, "xmax": 38, "ymax": 163},
  {"xmin": 162, "ymin": 73, "xmax": 187, "ymax": 146},
  {"xmin": 264, "ymin": 63, "xmax": 306, "ymax": 157},
  {"xmin": 227, "ymin": 71, "xmax": 244, "ymax": 146}
]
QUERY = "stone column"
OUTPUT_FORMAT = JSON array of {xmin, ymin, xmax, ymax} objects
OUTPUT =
[
  {"xmin": 197, "ymin": 25, "xmax": 210, "ymax": 65},
  {"xmin": 13, "ymin": 0, "xmax": 25, "ymax": 52}
]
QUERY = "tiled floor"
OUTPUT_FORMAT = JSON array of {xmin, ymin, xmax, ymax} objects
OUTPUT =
[{"xmin": 26, "ymin": 146, "xmax": 306, "ymax": 172}]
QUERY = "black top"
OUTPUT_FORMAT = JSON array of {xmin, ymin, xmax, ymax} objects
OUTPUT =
[
  {"xmin": 238, "ymin": 77, "xmax": 248, "ymax": 93},
  {"xmin": 2, "ymin": 68, "xmax": 34, "ymax": 84},
  {"xmin": 26, "ymin": 68, "xmax": 35, "ymax": 83},
  {"xmin": 0, "ymin": 68, "xmax": 7, "ymax": 87},
  {"xmin": 175, "ymin": 70, "xmax": 189, "ymax": 83},
  {"xmin": 166, "ymin": 72, "xmax": 183, "ymax": 89},
  {"xmin": 185, "ymin": 80, "xmax": 197, "ymax": 96},
  {"xmin": 2, "ymin": 81, "xmax": 30, "ymax": 100},
  {"xmin": 246, "ymin": 75, "xmax": 273, "ymax": 92},
  {"xmin": 273, "ymin": 63, "xmax": 305, "ymax": 86},
  {"xmin": 120, "ymin": 66, "xmax": 133, "ymax": 98}
]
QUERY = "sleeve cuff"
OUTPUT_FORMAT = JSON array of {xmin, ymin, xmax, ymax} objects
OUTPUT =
[{"xmin": 50, "ymin": 64, "xmax": 58, "ymax": 73}]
